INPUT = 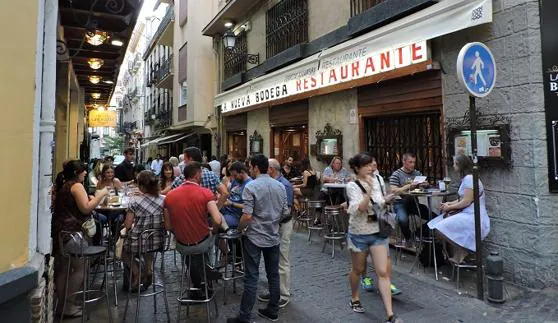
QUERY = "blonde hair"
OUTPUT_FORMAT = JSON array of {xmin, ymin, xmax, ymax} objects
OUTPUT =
[
  {"xmin": 330, "ymin": 156, "xmax": 342, "ymax": 167},
  {"xmin": 169, "ymin": 156, "xmax": 179, "ymax": 166}
]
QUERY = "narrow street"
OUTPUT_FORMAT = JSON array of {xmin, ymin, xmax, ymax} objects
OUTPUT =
[{"xmin": 64, "ymin": 231, "xmax": 557, "ymax": 323}]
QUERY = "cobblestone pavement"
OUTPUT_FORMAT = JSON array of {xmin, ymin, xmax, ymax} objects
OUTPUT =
[{"xmin": 63, "ymin": 231, "xmax": 558, "ymax": 323}]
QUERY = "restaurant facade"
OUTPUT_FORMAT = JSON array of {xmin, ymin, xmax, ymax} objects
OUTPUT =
[{"xmin": 204, "ymin": 0, "xmax": 558, "ymax": 288}]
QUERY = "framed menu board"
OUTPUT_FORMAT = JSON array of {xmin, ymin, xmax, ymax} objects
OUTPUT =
[{"xmin": 447, "ymin": 125, "xmax": 511, "ymax": 168}]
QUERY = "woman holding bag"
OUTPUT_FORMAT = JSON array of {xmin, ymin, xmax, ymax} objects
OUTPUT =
[
  {"xmin": 345, "ymin": 153, "xmax": 401, "ymax": 323},
  {"xmin": 52, "ymin": 160, "xmax": 108, "ymax": 317}
]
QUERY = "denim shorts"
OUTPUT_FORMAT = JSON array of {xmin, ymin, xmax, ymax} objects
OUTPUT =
[{"xmin": 347, "ymin": 232, "xmax": 388, "ymax": 253}]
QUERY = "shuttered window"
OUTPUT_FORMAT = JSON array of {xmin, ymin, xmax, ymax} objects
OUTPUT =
[
  {"xmin": 179, "ymin": 0, "xmax": 188, "ymax": 26},
  {"xmin": 178, "ymin": 43, "xmax": 187, "ymax": 83}
]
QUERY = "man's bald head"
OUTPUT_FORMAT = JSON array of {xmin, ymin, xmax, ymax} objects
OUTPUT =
[{"xmin": 268, "ymin": 159, "xmax": 281, "ymax": 178}]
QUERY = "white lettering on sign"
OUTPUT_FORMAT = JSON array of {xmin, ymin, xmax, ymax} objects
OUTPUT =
[{"xmin": 220, "ymin": 41, "xmax": 428, "ymax": 114}]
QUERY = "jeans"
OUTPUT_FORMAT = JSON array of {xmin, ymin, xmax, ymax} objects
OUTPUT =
[
  {"xmin": 394, "ymin": 199, "xmax": 431, "ymax": 240},
  {"xmin": 176, "ymin": 235, "xmax": 215, "ymax": 288},
  {"xmin": 238, "ymin": 237, "xmax": 280, "ymax": 321}
]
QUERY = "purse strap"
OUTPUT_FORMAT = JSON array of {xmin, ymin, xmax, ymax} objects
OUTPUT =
[{"xmin": 354, "ymin": 180, "xmax": 376, "ymax": 205}]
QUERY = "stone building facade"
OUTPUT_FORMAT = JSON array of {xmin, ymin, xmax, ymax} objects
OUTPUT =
[{"xmin": 203, "ymin": 0, "xmax": 557, "ymax": 288}]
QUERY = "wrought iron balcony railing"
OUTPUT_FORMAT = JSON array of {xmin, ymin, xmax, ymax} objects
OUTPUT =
[
  {"xmin": 155, "ymin": 55, "xmax": 173, "ymax": 82},
  {"xmin": 224, "ymin": 31, "xmax": 250, "ymax": 78},
  {"xmin": 266, "ymin": 0, "xmax": 308, "ymax": 59},
  {"xmin": 350, "ymin": 0, "xmax": 385, "ymax": 17}
]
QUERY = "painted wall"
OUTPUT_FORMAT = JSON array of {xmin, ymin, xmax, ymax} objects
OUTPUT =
[
  {"xmin": 308, "ymin": 0, "xmax": 349, "ymax": 41},
  {"xmin": 246, "ymin": 108, "xmax": 271, "ymax": 157},
  {"xmin": 440, "ymin": 0, "xmax": 557, "ymax": 288},
  {"xmin": 308, "ymin": 89, "xmax": 358, "ymax": 171},
  {"xmin": 0, "ymin": 1, "xmax": 38, "ymax": 273}
]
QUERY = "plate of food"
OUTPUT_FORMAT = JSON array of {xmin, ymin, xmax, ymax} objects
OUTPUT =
[{"xmin": 411, "ymin": 188, "xmax": 425, "ymax": 194}]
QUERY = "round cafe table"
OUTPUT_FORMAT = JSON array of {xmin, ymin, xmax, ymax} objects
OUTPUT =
[{"xmin": 322, "ymin": 183, "xmax": 347, "ymax": 205}]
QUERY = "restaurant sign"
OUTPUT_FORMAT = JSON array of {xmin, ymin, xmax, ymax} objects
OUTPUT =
[
  {"xmin": 89, "ymin": 110, "xmax": 117, "ymax": 127},
  {"xmin": 220, "ymin": 41, "xmax": 428, "ymax": 114}
]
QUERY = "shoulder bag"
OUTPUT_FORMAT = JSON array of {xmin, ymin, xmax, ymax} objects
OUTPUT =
[{"xmin": 354, "ymin": 180, "xmax": 396, "ymax": 239}]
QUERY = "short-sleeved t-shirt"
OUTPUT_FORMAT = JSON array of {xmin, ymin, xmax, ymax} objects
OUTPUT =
[
  {"xmin": 389, "ymin": 167, "xmax": 422, "ymax": 188},
  {"xmin": 164, "ymin": 182, "xmax": 214, "ymax": 245},
  {"xmin": 221, "ymin": 177, "xmax": 252, "ymax": 219}
]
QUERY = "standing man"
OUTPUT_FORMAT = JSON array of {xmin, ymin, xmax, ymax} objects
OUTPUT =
[
  {"xmin": 208, "ymin": 155, "xmax": 221, "ymax": 177},
  {"xmin": 150, "ymin": 154, "xmax": 163, "ymax": 176},
  {"xmin": 164, "ymin": 162, "xmax": 223, "ymax": 298},
  {"xmin": 221, "ymin": 162, "xmax": 252, "ymax": 228},
  {"xmin": 257, "ymin": 159, "xmax": 294, "ymax": 308},
  {"xmin": 389, "ymin": 152, "xmax": 429, "ymax": 245},
  {"xmin": 114, "ymin": 148, "xmax": 135, "ymax": 183},
  {"xmin": 227, "ymin": 154, "xmax": 290, "ymax": 323}
]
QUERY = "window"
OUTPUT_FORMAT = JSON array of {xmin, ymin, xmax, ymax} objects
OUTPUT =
[
  {"xmin": 180, "ymin": 83, "xmax": 188, "ymax": 106},
  {"xmin": 179, "ymin": 0, "xmax": 188, "ymax": 26},
  {"xmin": 223, "ymin": 31, "xmax": 247, "ymax": 78},
  {"xmin": 350, "ymin": 0, "xmax": 386, "ymax": 17},
  {"xmin": 266, "ymin": 0, "xmax": 308, "ymax": 58}
]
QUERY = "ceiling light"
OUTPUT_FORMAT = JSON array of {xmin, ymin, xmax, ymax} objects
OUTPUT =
[
  {"xmin": 91, "ymin": 93, "xmax": 101, "ymax": 99},
  {"xmin": 103, "ymin": 80, "xmax": 114, "ymax": 84},
  {"xmin": 87, "ymin": 58, "xmax": 104, "ymax": 70},
  {"xmin": 224, "ymin": 21, "xmax": 234, "ymax": 28},
  {"xmin": 111, "ymin": 39, "xmax": 124, "ymax": 46},
  {"xmin": 85, "ymin": 30, "xmax": 109, "ymax": 46},
  {"xmin": 89, "ymin": 75, "xmax": 101, "ymax": 84}
]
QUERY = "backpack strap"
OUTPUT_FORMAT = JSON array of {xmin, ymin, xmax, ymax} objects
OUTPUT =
[{"xmin": 354, "ymin": 180, "xmax": 376, "ymax": 205}]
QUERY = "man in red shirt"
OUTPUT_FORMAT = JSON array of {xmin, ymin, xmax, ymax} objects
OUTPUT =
[{"xmin": 164, "ymin": 162, "xmax": 223, "ymax": 293}]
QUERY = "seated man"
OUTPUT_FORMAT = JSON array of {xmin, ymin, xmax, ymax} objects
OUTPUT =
[
  {"xmin": 389, "ymin": 153, "xmax": 430, "ymax": 244},
  {"xmin": 164, "ymin": 162, "xmax": 223, "ymax": 297},
  {"xmin": 221, "ymin": 161, "xmax": 252, "ymax": 228}
]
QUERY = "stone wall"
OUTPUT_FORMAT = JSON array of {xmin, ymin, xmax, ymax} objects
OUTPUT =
[
  {"xmin": 440, "ymin": 0, "xmax": 557, "ymax": 288},
  {"xmin": 246, "ymin": 108, "xmax": 271, "ymax": 157},
  {"xmin": 308, "ymin": 89, "xmax": 359, "ymax": 171}
]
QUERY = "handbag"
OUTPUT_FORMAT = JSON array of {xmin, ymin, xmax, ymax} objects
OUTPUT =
[
  {"xmin": 81, "ymin": 216, "xmax": 97, "ymax": 237},
  {"xmin": 355, "ymin": 180, "xmax": 396, "ymax": 239},
  {"xmin": 115, "ymin": 228, "xmax": 127, "ymax": 259}
]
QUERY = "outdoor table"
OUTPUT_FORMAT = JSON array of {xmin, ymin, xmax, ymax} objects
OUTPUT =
[
  {"xmin": 400, "ymin": 189, "xmax": 458, "ymax": 280},
  {"xmin": 323, "ymin": 183, "xmax": 347, "ymax": 205}
]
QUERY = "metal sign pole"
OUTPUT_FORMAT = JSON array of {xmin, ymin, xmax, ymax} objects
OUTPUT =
[{"xmin": 469, "ymin": 95, "xmax": 484, "ymax": 299}]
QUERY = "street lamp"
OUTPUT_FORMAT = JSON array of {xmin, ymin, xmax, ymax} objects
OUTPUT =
[{"xmin": 223, "ymin": 30, "xmax": 236, "ymax": 50}]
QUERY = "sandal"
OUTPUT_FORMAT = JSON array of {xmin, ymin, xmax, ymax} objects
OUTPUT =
[{"xmin": 349, "ymin": 299, "xmax": 365, "ymax": 313}]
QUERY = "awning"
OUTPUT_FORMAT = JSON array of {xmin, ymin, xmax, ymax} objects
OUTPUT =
[
  {"xmin": 215, "ymin": 0, "xmax": 493, "ymax": 115},
  {"xmin": 157, "ymin": 133, "xmax": 196, "ymax": 145},
  {"xmin": 140, "ymin": 133, "xmax": 184, "ymax": 148}
]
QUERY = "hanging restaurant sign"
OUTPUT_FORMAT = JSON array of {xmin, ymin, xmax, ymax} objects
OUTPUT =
[
  {"xmin": 89, "ymin": 110, "xmax": 117, "ymax": 127},
  {"xmin": 216, "ymin": 0, "xmax": 493, "ymax": 115}
]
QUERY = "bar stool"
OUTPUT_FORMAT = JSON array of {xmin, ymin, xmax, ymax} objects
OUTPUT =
[
  {"xmin": 306, "ymin": 200, "xmax": 326, "ymax": 243},
  {"xmin": 294, "ymin": 198, "xmax": 310, "ymax": 231},
  {"xmin": 322, "ymin": 206, "xmax": 345, "ymax": 258},
  {"xmin": 123, "ymin": 229, "xmax": 171, "ymax": 322},
  {"xmin": 214, "ymin": 230, "xmax": 245, "ymax": 305},
  {"xmin": 58, "ymin": 231, "xmax": 112, "ymax": 323},
  {"xmin": 177, "ymin": 251, "xmax": 218, "ymax": 322}
]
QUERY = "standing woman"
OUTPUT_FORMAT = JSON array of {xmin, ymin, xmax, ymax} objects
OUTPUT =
[
  {"xmin": 52, "ymin": 160, "xmax": 109, "ymax": 317},
  {"xmin": 169, "ymin": 156, "xmax": 181, "ymax": 177},
  {"xmin": 428, "ymin": 154, "xmax": 490, "ymax": 264},
  {"xmin": 121, "ymin": 170, "xmax": 165, "ymax": 291},
  {"xmin": 96, "ymin": 164, "xmax": 124, "ymax": 191},
  {"xmin": 345, "ymin": 153, "xmax": 400, "ymax": 322},
  {"xmin": 159, "ymin": 162, "xmax": 175, "ymax": 195}
]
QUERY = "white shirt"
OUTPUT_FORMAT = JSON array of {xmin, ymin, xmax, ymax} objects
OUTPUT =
[
  {"xmin": 151, "ymin": 159, "xmax": 163, "ymax": 175},
  {"xmin": 208, "ymin": 160, "xmax": 221, "ymax": 176},
  {"xmin": 346, "ymin": 178, "xmax": 386, "ymax": 235}
]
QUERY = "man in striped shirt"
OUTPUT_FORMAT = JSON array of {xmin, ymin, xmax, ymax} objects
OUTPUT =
[{"xmin": 389, "ymin": 153, "xmax": 429, "ymax": 244}]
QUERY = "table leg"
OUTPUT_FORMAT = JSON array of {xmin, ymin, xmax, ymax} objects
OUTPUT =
[
  {"xmin": 409, "ymin": 196, "xmax": 423, "ymax": 273},
  {"xmin": 428, "ymin": 196, "xmax": 439, "ymax": 281}
]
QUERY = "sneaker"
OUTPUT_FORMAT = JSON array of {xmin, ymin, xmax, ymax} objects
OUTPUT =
[
  {"xmin": 257, "ymin": 308, "xmax": 278, "ymax": 322},
  {"xmin": 390, "ymin": 284, "xmax": 402, "ymax": 296},
  {"xmin": 386, "ymin": 314, "xmax": 403, "ymax": 323},
  {"xmin": 257, "ymin": 293, "xmax": 270, "ymax": 302},
  {"xmin": 360, "ymin": 276, "xmax": 374, "ymax": 292},
  {"xmin": 349, "ymin": 299, "xmax": 365, "ymax": 313},
  {"xmin": 279, "ymin": 298, "xmax": 290, "ymax": 308}
]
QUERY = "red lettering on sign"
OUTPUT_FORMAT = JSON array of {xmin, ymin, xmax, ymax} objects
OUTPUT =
[
  {"xmin": 340, "ymin": 65, "xmax": 349, "ymax": 80},
  {"xmin": 412, "ymin": 43, "xmax": 423, "ymax": 61},
  {"xmin": 303, "ymin": 78, "xmax": 309, "ymax": 90},
  {"xmin": 380, "ymin": 51, "xmax": 390, "ymax": 70},
  {"xmin": 365, "ymin": 57, "xmax": 375, "ymax": 74},
  {"xmin": 296, "ymin": 79, "xmax": 302, "ymax": 91},
  {"xmin": 352, "ymin": 61, "xmax": 360, "ymax": 77},
  {"xmin": 310, "ymin": 76, "xmax": 317, "ymax": 88},
  {"xmin": 396, "ymin": 47, "xmax": 404, "ymax": 65},
  {"xmin": 329, "ymin": 69, "xmax": 337, "ymax": 83}
]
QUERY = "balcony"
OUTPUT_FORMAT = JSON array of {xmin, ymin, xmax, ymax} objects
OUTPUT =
[
  {"xmin": 154, "ymin": 108, "xmax": 172, "ymax": 131},
  {"xmin": 350, "ymin": 0, "xmax": 385, "ymax": 17},
  {"xmin": 224, "ymin": 31, "xmax": 252, "ymax": 79},
  {"xmin": 154, "ymin": 55, "xmax": 173, "ymax": 89},
  {"xmin": 143, "ymin": 4, "xmax": 174, "ymax": 59},
  {"xmin": 266, "ymin": 0, "xmax": 308, "ymax": 59},
  {"xmin": 202, "ymin": 0, "xmax": 262, "ymax": 37}
]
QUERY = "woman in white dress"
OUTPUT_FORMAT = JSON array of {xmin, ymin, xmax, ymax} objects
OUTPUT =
[{"xmin": 428, "ymin": 154, "xmax": 490, "ymax": 264}]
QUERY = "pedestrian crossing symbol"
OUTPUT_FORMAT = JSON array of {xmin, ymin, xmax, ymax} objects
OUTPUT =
[{"xmin": 457, "ymin": 42, "xmax": 497, "ymax": 97}]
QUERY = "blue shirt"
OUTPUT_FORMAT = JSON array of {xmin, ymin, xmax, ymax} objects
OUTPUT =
[
  {"xmin": 221, "ymin": 177, "xmax": 252, "ymax": 225},
  {"xmin": 242, "ymin": 174, "xmax": 289, "ymax": 248},
  {"xmin": 171, "ymin": 168, "xmax": 220, "ymax": 193},
  {"xmin": 276, "ymin": 174, "xmax": 294, "ymax": 207}
]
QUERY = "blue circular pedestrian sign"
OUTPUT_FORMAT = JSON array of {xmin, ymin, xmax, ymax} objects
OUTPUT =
[{"xmin": 457, "ymin": 42, "xmax": 497, "ymax": 97}]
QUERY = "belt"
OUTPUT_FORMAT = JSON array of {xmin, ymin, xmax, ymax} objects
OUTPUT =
[{"xmin": 178, "ymin": 234, "xmax": 210, "ymax": 247}]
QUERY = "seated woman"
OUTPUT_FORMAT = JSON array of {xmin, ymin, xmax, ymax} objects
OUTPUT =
[
  {"xmin": 122, "ymin": 170, "xmax": 165, "ymax": 292},
  {"xmin": 159, "ymin": 162, "xmax": 175, "ymax": 195},
  {"xmin": 52, "ymin": 160, "xmax": 108, "ymax": 318},
  {"xmin": 96, "ymin": 164, "xmax": 123, "ymax": 192},
  {"xmin": 293, "ymin": 158, "xmax": 318, "ymax": 197},
  {"xmin": 428, "ymin": 154, "xmax": 491, "ymax": 264}
]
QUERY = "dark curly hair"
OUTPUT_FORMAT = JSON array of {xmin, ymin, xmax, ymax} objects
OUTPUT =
[
  {"xmin": 137, "ymin": 170, "xmax": 160, "ymax": 196},
  {"xmin": 348, "ymin": 153, "xmax": 374, "ymax": 174}
]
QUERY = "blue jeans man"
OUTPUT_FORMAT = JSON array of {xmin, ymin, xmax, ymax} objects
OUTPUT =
[
  {"xmin": 237, "ymin": 237, "xmax": 280, "ymax": 322},
  {"xmin": 394, "ymin": 199, "xmax": 430, "ymax": 241}
]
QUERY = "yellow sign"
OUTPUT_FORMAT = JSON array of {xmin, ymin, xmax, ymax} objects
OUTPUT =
[{"xmin": 89, "ymin": 110, "xmax": 117, "ymax": 127}]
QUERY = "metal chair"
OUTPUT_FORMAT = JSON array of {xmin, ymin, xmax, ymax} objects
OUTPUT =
[
  {"xmin": 58, "ymin": 231, "xmax": 112, "ymax": 323},
  {"xmin": 214, "ymin": 231, "xmax": 245, "ymax": 305},
  {"xmin": 306, "ymin": 200, "xmax": 326, "ymax": 243},
  {"xmin": 294, "ymin": 198, "xmax": 310, "ymax": 231},
  {"xmin": 177, "ymin": 251, "xmax": 219, "ymax": 323},
  {"xmin": 123, "ymin": 229, "xmax": 171, "ymax": 322},
  {"xmin": 322, "ymin": 206, "xmax": 346, "ymax": 258}
]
